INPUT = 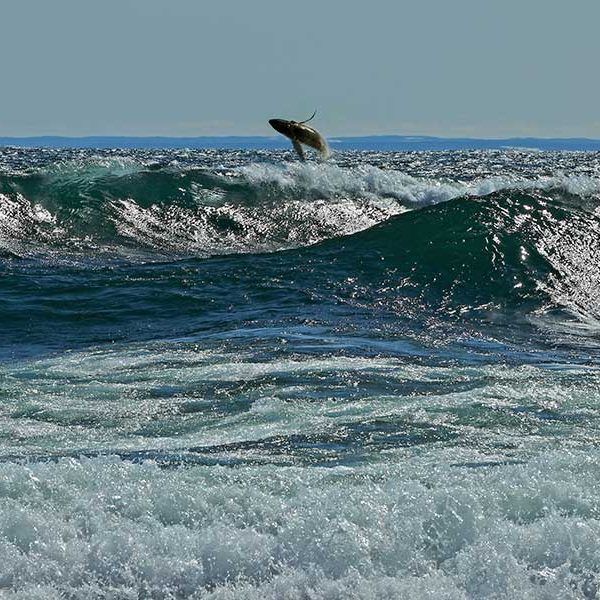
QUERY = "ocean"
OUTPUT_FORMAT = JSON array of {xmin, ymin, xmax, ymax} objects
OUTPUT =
[{"xmin": 1, "ymin": 145, "xmax": 599, "ymax": 599}]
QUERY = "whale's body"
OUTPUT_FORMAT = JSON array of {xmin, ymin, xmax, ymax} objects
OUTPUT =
[{"xmin": 269, "ymin": 114, "xmax": 329, "ymax": 161}]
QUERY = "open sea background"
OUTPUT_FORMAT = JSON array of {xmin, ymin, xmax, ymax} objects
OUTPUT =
[{"xmin": 1, "ymin": 142, "xmax": 600, "ymax": 599}]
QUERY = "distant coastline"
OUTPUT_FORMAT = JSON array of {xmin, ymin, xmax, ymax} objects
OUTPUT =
[{"xmin": 2, "ymin": 135, "xmax": 600, "ymax": 151}]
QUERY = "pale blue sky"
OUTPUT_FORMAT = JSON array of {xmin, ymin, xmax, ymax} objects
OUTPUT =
[{"xmin": 1, "ymin": 0, "xmax": 599, "ymax": 137}]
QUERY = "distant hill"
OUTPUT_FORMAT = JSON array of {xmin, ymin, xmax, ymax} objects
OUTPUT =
[{"xmin": 2, "ymin": 135, "xmax": 600, "ymax": 151}]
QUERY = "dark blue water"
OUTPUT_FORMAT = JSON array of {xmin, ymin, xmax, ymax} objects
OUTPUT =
[{"xmin": 1, "ymin": 147, "xmax": 600, "ymax": 599}]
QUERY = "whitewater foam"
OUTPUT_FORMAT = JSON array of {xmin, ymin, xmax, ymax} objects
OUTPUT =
[
  {"xmin": 232, "ymin": 161, "xmax": 600, "ymax": 205},
  {"xmin": 0, "ymin": 447, "xmax": 598, "ymax": 599}
]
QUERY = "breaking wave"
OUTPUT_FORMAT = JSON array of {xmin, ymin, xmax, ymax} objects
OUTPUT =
[{"xmin": 1, "ymin": 158, "xmax": 599, "ymax": 263}]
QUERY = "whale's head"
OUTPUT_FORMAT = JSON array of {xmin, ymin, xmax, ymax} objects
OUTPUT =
[{"xmin": 269, "ymin": 118, "xmax": 294, "ymax": 137}]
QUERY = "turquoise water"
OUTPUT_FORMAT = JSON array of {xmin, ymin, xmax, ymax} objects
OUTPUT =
[{"xmin": 1, "ymin": 147, "xmax": 600, "ymax": 598}]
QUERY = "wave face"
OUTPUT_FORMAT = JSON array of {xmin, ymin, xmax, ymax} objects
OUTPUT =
[
  {"xmin": 2, "ymin": 147, "xmax": 600, "ymax": 599},
  {"xmin": 1, "ymin": 157, "xmax": 412, "ymax": 258},
  {"xmin": 318, "ymin": 188, "xmax": 600, "ymax": 322}
]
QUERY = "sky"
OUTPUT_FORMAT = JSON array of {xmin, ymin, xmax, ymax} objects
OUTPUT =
[{"xmin": 1, "ymin": 0, "xmax": 599, "ymax": 138}]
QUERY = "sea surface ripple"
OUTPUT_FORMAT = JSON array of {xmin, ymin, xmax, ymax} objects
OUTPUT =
[{"xmin": 1, "ymin": 147, "xmax": 599, "ymax": 599}]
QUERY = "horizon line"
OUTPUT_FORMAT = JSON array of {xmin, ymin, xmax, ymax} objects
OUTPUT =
[
  {"xmin": 2, "ymin": 134, "xmax": 600, "ymax": 141},
  {"xmin": 3, "ymin": 134, "xmax": 600, "ymax": 152}
]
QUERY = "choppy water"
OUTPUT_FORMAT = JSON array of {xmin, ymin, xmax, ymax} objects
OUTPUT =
[{"xmin": 1, "ymin": 146, "xmax": 600, "ymax": 599}]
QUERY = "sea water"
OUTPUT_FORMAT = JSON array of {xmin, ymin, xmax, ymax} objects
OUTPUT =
[{"xmin": 0, "ymin": 147, "xmax": 599, "ymax": 598}]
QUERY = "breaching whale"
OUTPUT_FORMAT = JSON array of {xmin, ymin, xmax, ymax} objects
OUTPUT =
[{"xmin": 268, "ymin": 111, "xmax": 330, "ymax": 161}]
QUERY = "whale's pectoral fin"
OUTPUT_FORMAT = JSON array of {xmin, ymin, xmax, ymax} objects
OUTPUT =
[{"xmin": 292, "ymin": 139, "xmax": 306, "ymax": 161}]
